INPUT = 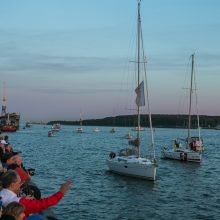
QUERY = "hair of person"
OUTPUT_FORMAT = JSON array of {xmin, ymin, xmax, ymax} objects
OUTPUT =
[
  {"xmin": 0, "ymin": 170, "xmax": 19, "ymax": 188},
  {"xmin": 2, "ymin": 202, "xmax": 25, "ymax": 218}
]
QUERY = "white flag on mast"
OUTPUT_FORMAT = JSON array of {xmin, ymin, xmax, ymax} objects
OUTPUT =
[{"xmin": 135, "ymin": 80, "xmax": 145, "ymax": 106}]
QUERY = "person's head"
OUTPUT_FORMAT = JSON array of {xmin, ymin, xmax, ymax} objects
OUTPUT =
[
  {"xmin": 2, "ymin": 202, "xmax": 25, "ymax": 220},
  {"xmin": 12, "ymin": 154, "xmax": 23, "ymax": 167},
  {"xmin": 4, "ymin": 136, "xmax": 9, "ymax": 141},
  {"xmin": 0, "ymin": 170, "xmax": 22, "ymax": 194},
  {"xmin": 5, "ymin": 144, "xmax": 12, "ymax": 153},
  {"xmin": 2, "ymin": 152, "xmax": 20, "ymax": 165}
]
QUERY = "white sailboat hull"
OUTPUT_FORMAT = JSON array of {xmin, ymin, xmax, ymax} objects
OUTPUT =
[
  {"xmin": 106, "ymin": 156, "xmax": 156, "ymax": 180},
  {"xmin": 162, "ymin": 148, "xmax": 202, "ymax": 163},
  {"xmin": 132, "ymin": 127, "xmax": 145, "ymax": 131}
]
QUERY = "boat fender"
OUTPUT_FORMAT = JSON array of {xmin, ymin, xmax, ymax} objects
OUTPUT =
[{"xmin": 109, "ymin": 152, "xmax": 116, "ymax": 159}]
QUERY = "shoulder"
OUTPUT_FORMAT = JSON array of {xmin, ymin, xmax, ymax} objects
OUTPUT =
[{"xmin": 0, "ymin": 188, "xmax": 19, "ymax": 207}]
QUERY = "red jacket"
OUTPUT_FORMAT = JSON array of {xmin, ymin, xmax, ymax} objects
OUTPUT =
[{"xmin": 19, "ymin": 191, "xmax": 63, "ymax": 217}]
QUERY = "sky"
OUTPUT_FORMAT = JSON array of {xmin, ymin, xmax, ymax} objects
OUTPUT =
[{"xmin": 0, "ymin": 0, "xmax": 220, "ymax": 122}]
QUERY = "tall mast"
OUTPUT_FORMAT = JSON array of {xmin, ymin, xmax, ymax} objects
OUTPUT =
[
  {"xmin": 1, "ymin": 82, "xmax": 7, "ymax": 116},
  {"xmin": 80, "ymin": 112, "xmax": 82, "ymax": 126},
  {"xmin": 188, "ymin": 54, "xmax": 194, "ymax": 139},
  {"xmin": 137, "ymin": 0, "xmax": 141, "ymax": 156}
]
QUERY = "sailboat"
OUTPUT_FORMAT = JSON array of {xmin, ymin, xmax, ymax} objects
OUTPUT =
[
  {"xmin": 162, "ymin": 54, "xmax": 203, "ymax": 162},
  {"xmin": 76, "ymin": 113, "xmax": 83, "ymax": 133},
  {"xmin": 106, "ymin": 0, "xmax": 157, "ymax": 180},
  {"xmin": 110, "ymin": 127, "xmax": 116, "ymax": 133},
  {"xmin": 124, "ymin": 131, "xmax": 133, "ymax": 140},
  {"xmin": 51, "ymin": 123, "xmax": 61, "ymax": 132}
]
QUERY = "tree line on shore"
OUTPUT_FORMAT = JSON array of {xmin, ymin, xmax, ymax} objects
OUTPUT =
[{"xmin": 47, "ymin": 114, "xmax": 220, "ymax": 129}]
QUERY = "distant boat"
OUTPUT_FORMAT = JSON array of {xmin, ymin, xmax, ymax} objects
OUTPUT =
[
  {"xmin": 106, "ymin": 1, "xmax": 157, "ymax": 180},
  {"xmin": 51, "ymin": 123, "xmax": 61, "ymax": 132},
  {"xmin": 93, "ymin": 127, "xmax": 100, "ymax": 132},
  {"xmin": 132, "ymin": 126, "xmax": 145, "ymax": 131},
  {"xmin": 26, "ymin": 122, "xmax": 32, "ymax": 128},
  {"xmin": 110, "ymin": 128, "xmax": 116, "ymax": 133},
  {"xmin": 162, "ymin": 54, "xmax": 203, "ymax": 162},
  {"xmin": 76, "ymin": 127, "xmax": 83, "ymax": 133},
  {"xmin": 124, "ymin": 132, "xmax": 132, "ymax": 139},
  {"xmin": 215, "ymin": 125, "xmax": 220, "ymax": 130},
  {"xmin": 76, "ymin": 113, "xmax": 84, "ymax": 133},
  {"xmin": 0, "ymin": 83, "xmax": 20, "ymax": 132},
  {"xmin": 48, "ymin": 130, "xmax": 55, "ymax": 137}
]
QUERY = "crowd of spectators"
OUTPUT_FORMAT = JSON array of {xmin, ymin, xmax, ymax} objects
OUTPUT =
[{"xmin": 0, "ymin": 135, "xmax": 71, "ymax": 220}]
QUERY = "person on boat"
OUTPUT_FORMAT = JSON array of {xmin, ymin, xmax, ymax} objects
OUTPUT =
[
  {"xmin": 0, "ymin": 170, "xmax": 72, "ymax": 219},
  {"xmin": 0, "ymin": 201, "xmax": 25, "ymax": 220},
  {"xmin": 174, "ymin": 139, "xmax": 180, "ymax": 149},
  {"xmin": 189, "ymin": 139, "xmax": 197, "ymax": 151}
]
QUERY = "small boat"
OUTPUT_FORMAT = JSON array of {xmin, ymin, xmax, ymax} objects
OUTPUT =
[
  {"xmin": 132, "ymin": 126, "xmax": 145, "ymax": 131},
  {"xmin": 110, "ymin": 128, "xmax": 116, "ymax": 133},
  {"xmin": 48, "ymin": 131, "xmax": 55, "ymax": 137},
  {"xmin": 76, "ymin": 127, "xmax": 83, "ymax": 133},
  {"xmin": 124, "ymin": 132, "xmax": 132, "ymax": 139},
  {"xmin": 51, "ymin": 123, "xmax": 61, "ymax": 131},
  {"xmin": 106, "ymin": 1, "xmax": 157, "ymax": 181},
  {"xmin": 215, "ymin": 125, "xmax": 220, "ymax": 130},
  {"xmin": 93, "ymin": 127, "xmax": 100, "ymax": 132},
  {"xmin": 25, "ymin": 122, "xmax": 32, "ymax": 128}
]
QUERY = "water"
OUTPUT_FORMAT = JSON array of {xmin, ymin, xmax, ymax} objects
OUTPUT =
[{"xmin": 6, "ymin": 125, "xmax": 220, "ymax": 220}]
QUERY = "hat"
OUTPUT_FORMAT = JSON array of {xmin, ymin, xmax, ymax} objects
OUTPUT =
[{"xmin": 27, "ymin": 214, "xmax": 48, "ymax": 220}]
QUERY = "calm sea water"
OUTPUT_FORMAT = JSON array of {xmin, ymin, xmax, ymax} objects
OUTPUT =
[{"xmin": 6, "ymin": 125, "xmax": 220, "ymax": 220}]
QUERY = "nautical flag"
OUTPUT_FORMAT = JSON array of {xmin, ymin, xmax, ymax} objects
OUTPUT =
[{"xmin": 135, "ymin": 80, "xmax": 145, "ymax": 106}]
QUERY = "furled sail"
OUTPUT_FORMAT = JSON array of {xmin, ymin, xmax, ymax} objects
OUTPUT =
[{"xmin": 135, "ymin": 80, "xmax": 145, "ymax": 106}]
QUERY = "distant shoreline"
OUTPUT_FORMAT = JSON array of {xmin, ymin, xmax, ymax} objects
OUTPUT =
[{"xmin": 45, "ymin": 114, "xmax": 220, "ymax": 129}]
